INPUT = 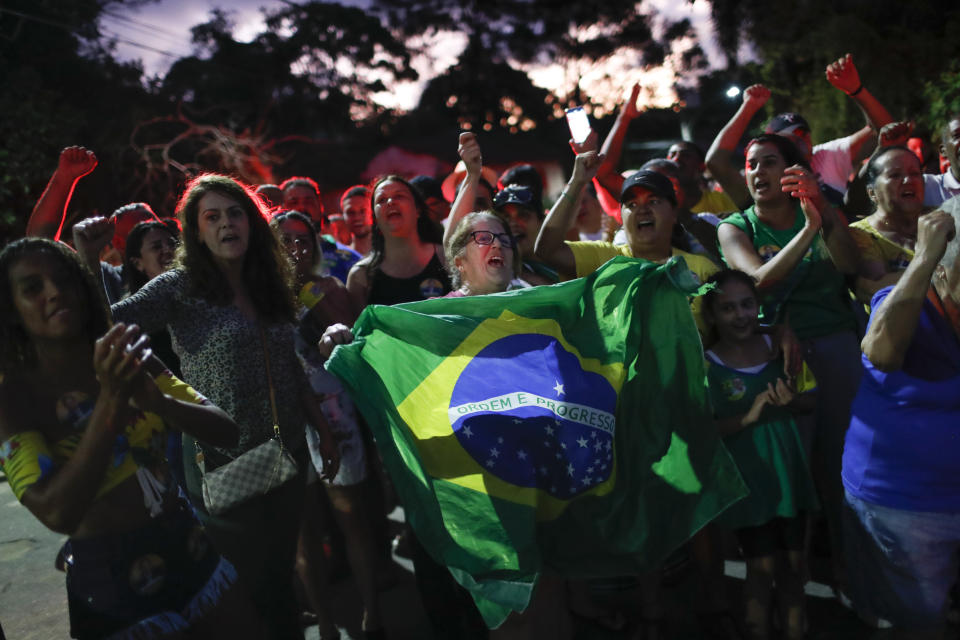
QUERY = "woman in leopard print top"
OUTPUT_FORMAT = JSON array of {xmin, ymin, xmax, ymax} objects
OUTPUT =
[{"xmin": 108, "ymin": 174, "xmax": 339, "ymax": 640}]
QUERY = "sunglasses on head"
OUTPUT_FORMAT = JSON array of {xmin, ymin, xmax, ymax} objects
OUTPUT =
[{"xmin": 493, "ymin": 186, "xmax": 535, "ymax": 208}]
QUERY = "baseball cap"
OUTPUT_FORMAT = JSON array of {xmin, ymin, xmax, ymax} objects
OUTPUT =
[
  {"xmin": 492, "ymin": 185, "xmax": 543, "ymax": 215},
  {"xmin": 765, "ymin": 112, "xmax": 811, "ymax": 136},
  {"xmin": 619, "ymin": 170, "xmax": 677, "ymax": 206}
]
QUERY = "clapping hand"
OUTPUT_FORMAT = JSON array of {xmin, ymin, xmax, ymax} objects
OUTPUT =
[{"xmin": 93, "ymin": 324, "xmax": 152, "ymax": 403}]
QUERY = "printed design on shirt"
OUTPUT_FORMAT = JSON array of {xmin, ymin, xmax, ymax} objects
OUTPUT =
[
  {"xmin": 55, "ymin": 391, "xmax": 95, "ymax": 430},
  {"xmin": 128, "ymin": 553, "xmax": 167, "ymax": 596},
  {"xmin": 888, "ymin": 253, "xmax": 911, "ymax": 272},
  {"xmin": 721, "ymin": 377, "xmax": 747, "ymax": 402},
  {"xmin": 419, "ymin": 278, "xmax": 446, "ymax": 298},
  {"xmin": 756, "ymin": 244, "xmax": 814, "ymax": 263}
]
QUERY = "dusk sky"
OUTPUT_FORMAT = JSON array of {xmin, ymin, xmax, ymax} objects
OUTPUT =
[{"xmin": 106, "ymin": 0, "xmax": 735, "ymax": 112}]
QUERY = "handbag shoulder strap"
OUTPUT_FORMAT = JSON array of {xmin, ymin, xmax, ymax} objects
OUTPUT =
[{"xmin": 258, "ymin": 322, "xmax": 281, "ymax": 440}]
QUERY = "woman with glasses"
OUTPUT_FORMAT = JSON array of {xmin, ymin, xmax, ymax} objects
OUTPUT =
[
  {"xmin": 447, "ymin": 133, "xmax": 557, "ymax": 287},
  {"xmin": 444, "ymin": 211, "xmax": 522, "ymax": 297}
]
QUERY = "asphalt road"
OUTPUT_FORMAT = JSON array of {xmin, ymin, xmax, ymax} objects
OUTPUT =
[{"xmin": 0, "ymin": 475, "xmax": 903, "ymax": 639}]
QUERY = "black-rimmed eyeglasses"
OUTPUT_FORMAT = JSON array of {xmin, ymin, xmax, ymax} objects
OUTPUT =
[{"xmin": 469, "ymin": 230, "xmax": 514, "ymax": 248}]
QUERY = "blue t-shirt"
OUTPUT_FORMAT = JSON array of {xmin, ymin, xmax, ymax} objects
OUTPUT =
[
  {"xmin": 319, "ymin": 236, "xmax": 361, "ymax": 284},
  {"xmin": 842, "ymin": 286, "xmax": 960, "ymax": 511}
]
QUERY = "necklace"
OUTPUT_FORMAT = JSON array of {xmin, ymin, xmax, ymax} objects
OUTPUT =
[{"xmin": 872, "ymin": 214, "xmax": 916, "ymax": 248}]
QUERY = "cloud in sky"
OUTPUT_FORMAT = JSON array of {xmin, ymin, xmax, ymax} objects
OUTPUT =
[
  {"xmin": 103, "ymin": 0, "xmax": 271, "ymax": 76},
  {"xmin": 106, "ymin": 0, "xmax": 731, "ymax": 109}
]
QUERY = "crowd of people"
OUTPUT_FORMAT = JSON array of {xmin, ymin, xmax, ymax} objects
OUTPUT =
[{"xmin": 0, "ymin": 51, "xmax": 959, "ymax": 640}]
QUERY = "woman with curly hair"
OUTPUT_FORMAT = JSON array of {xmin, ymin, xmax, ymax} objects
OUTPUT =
[
  {"xmin": 0, "ymin": 237, "xmax": 263, "ymax": 639},
  {"xmin": 75, "ymin": 174, "xmax": 340, "ymax": 639}
]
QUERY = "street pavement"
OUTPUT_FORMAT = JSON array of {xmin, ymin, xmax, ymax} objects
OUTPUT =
[{"xmin": 0, "ymin": 475, "xmax": 917, "ymax": 639}]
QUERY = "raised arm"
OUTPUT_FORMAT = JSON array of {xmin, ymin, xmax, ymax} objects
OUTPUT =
[
  {"xmin": 861, "ymin": 210, "xmax": 954, "ymax": 372},
  {"xmin": 706, "ymin": 85, "xmax": 770, "ymax": 209},
  {"xmin": 27, "ymin": 146, "xmax": 98, "ymax": 241},
  {"xmin": 72, "ymin": 215, "xmax": 118, "ymax": 310},
  {"xmin": 533, "ymin": 151, "xmax": 603, "ymax": 278},
  {"xmin": 825, "ymin": 54, "xmax": 894, "ymax": 163},
  {"xmin": 444, "ymin": 132, "xmax": 483, "ymax": 246},
  {"xmin": 595, "ymin": 84, "xmax": 641, "ymax": 199}
]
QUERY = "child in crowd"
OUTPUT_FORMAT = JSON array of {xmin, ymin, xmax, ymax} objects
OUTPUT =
[{"xmin": 702, "ymin": 269, "xmax": 819, "ymax": 640}]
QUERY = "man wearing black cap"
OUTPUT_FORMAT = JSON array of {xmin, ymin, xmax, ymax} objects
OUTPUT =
[
  {"xmin": 706, "ymin": 54, "xmax": 892, "ymax": 210},
  {"xmin": 535, "ymin": 154, "xmax": 719, "ymax": 334}
]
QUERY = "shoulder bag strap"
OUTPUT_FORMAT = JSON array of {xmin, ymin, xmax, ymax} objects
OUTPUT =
[{"xmin": 258, "ymin": 322, "xmax": 282, "ymax": 445}]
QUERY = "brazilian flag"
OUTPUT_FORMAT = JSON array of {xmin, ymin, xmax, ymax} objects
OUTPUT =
[{"xmin": 327, "ymin": 256, "xmax": 746, "ymax": 627}]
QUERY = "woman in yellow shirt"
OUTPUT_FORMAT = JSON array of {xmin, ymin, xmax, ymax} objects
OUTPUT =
[
  {"xmin": 850, "ymin": 146, "xmax": 925, "ymax": 303},
  {"xmin": 0, "ymin": 238, "xmax": 261, "ymax": 639}
]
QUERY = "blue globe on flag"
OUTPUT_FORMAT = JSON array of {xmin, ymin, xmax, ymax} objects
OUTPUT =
[{"xmin": 448, "ymin": 333, "xmax": 617, "ymax": 499}]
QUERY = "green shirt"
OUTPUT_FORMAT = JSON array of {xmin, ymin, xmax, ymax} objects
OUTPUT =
[{"xmin": 718, "ymin": 204, "xmax": 855, "ymax": 340}]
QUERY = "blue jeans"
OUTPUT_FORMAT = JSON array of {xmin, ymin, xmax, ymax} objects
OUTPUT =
[{"xmin": 843, "ymin": 489, "xmax": 960, "ymax": 629}]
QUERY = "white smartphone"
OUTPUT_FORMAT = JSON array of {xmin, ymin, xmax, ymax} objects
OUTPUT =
[{"xmin": 565, "ymin": 106, "xmax": 592, "ymax": 144}]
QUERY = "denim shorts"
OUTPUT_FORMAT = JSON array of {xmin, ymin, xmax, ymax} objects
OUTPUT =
[
  {"xmin": 843, "ymin": 489, "xmax": 960, "ymax": 629},
  {"xmin": 64, "ymin": 503, "xmax": 238, "ymax": 639}
]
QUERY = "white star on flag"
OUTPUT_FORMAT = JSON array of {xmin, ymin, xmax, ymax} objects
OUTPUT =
[
  {"xmin": 490, "ymin": 447, "xmax": 500, "ymax": 458},
  {"xmin": 566, "ymin": 463, "xmax": 575, "ymax": 477},
  {"xmin": 553, "ymin": 380, "xmax": 565, "ymax": 397},
  {"xmin": 463, "ymin": 426, "xmax": 473, "ymax": 438},
  {"xmin": 577, "ymin": 437, "xmax": 588, "ymax": 448},
  {"xmin": 545, "ymin": 425, "xmax": 554, "ymax": 435},
  {"xmin": 517, "ymin": 450, "xmax": 527, "ymax": 460}
]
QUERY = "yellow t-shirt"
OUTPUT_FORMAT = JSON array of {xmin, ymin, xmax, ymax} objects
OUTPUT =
[
  {"xmin": 565, "ymin": 241, "xmax": 719, "ymax": 335},
  {"xmin": 691, "ymin": 189, "xmax": 738, "ymax": 215},
  {"xmin": 0, "ymin": 373, "xmax": 207, "ymax": 502},
  {"xmin": 848, "ymin": 218, "xmax": 914, "ymax": 273}
]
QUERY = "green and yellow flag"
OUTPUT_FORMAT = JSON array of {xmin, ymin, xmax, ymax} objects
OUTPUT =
[{"xmin": 327, "ymin": 256, "xmax": 746, "ymax": 627}]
